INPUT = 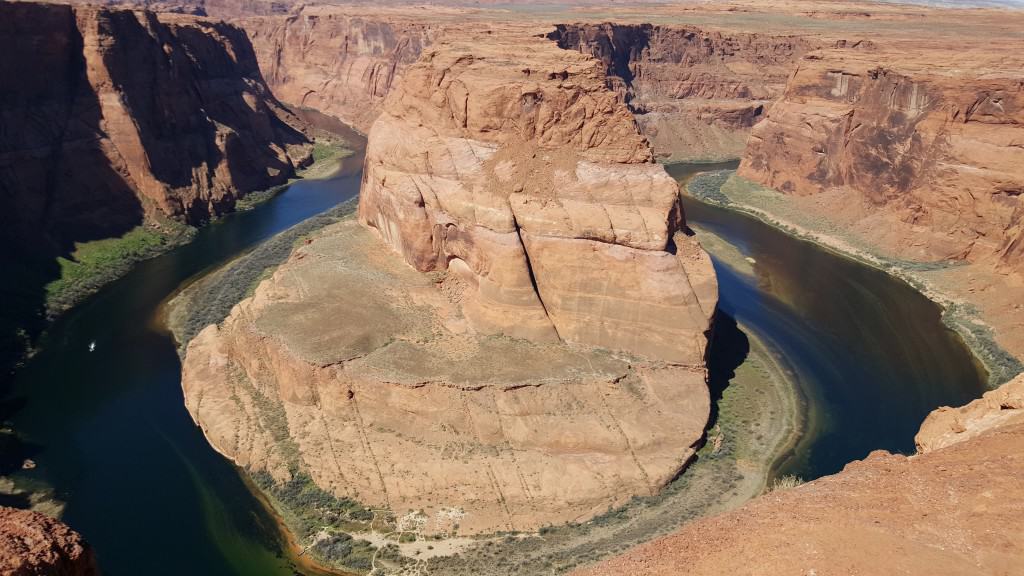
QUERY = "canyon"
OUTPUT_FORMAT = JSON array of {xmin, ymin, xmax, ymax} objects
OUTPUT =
[
  {"xmin": 0, "ymin": 2, "xmax": 312, "ymax": 255},
  {"xmin": 235, "ymin": 5, "xmax": 812, "ymax": 163},
  {"xmin": 181, "ymin": 30, "xmax": 717, "ymax": 540},
  {"xmin": 0, "ymin": 1, "xmax": 315, "ymax": 379},
  {"xmin": 2, "ymin": 1, "xmax": 1024, "ymax": 575}
]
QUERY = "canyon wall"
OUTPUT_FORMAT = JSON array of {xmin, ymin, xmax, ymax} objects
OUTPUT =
[
  {"xmin": 577, "ymin": 373, "xmax": 1024, "ymax": 576},
  {"xmin": 548, "ymin": 23, "xmax": 815, "ymax": 162},
  {"xmin": 0, "ymin": 2, "xmax": 311, "ymax": 259},
  {"xmin": 0, "ymin": 507, "xmax": 98, "ymax": 576},
  {"xmin": 238, "ymin": 8, "xmax": 811, "ymax": 162},
  {"xmin": 738, "ymin": 47, "xmax": 1024, "ymax": 269},
  {"xmin": 240, "ymin": 7, "xmax": 441, "ymax": 132},
  {"xmin": 183, "ymin": 30, "xmax": 717, "ymax": 539}
]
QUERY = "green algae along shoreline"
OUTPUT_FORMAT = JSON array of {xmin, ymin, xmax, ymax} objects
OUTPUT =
[{"xmin": 684, "ymin": 169, "xmax": 1022, "ymax": 388}]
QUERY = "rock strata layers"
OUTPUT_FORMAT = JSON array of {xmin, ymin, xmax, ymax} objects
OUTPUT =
[
  {"xmin": 548, "ymin": 23, "xmax": 815, "ymax": 162},
  {"xmin": 0, "ymin": 2, "xmax": 311, "ymax": 258},
  {"xmin": 183, "ymin": 31, "xmax": 716, "ymax": 536},
  {"xmin": 240, "ymin": 7, "xmax": 441, "ymax": 132},
  {"xmin": 738, "ymin": 47, "xmax": 1024, "ymax": 270},
  {"xmin": 183, "ymin": 219, "xmax": 712, "ymax": 535},
  {"xmin": 0, "ymin": 507, "xmax": 98, "ymax": 576},
  {"xmin": 358, "ymin": 32, "xmax": 717, "ymax": 363},
  {"xmin": 576, "ymin": 374, "xmax": 1024, "ymax": 576},
  {"xmin": 238, "ymin": 6, "xmax": 813, "ymax": 162}
]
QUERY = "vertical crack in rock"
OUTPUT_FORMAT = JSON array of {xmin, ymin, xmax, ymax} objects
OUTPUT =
[{"xmin": 515, "ymin": 217, "xmax": 563, "ymax": 342}]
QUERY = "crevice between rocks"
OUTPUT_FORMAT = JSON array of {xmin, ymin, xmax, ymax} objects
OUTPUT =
[{"xmin": 512, "ymin": 215, "xmax": 562, "ymax": 342}]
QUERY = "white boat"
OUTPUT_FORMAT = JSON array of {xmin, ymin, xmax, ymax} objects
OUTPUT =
[{"xmin": 88, "ymin": 341, "xmax": 96, "ymax": 352}]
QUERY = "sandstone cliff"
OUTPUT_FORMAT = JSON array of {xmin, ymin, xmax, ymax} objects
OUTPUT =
[
  {"xmin": 738, "ymin": 47, "xmax": 1024, "ymax": 270},
  {"xmin": 576, "ymin": 373, "xmax": 1024, "ymax": 576},
  {"xmin": 0, "ymin": 2, "xmax": 310, "ymax": 259},
  {"xmin": 238, "ymin": 7, "xmax": 813, "ymax": 162},
  {"xmin": 240, "ymin": 6, "xmax": 441, "ymax": 132},
  {"xmin": 548, "ymin": 23, "xmax": 815, "ymax": 162},
  {"xmin": 182, "ymin": 31, "xmax": 717, "ymax": 539},
  {"xmin": 0, "ymin": 507, "xmax": 98, "ymax": 576},
  {"xmin": 359, "ymin": 32, "xmax": 717, "ymax": 363}
]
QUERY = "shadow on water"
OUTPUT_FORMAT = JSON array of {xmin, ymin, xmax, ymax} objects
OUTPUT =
[
  {"xmin": 2, "ymin": 123, "xmax": 366, "ymax": 575},
  {"xmin": 667, "ymin": 162, "xmax": 988, "ymax": 482},
  {"xmin": 703, "ymin": 311, "xmax": 750, "ymax": 432}
]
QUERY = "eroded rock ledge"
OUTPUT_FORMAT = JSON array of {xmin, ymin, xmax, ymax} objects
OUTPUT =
[
  {"xmin": 0, "ymin": 507, "xmax": 98, "ymax": 576},
  {"xmin": 738, "ymin": 47, "xmax": 1024, "ymax": 270},
  {"xmin": 183, "ymin": 32, "xmax": 717, "ymax": 536},
  {"xmin": 358, "ymin": 32, "xmax": 717, "ymax": 364},
  {"xmin": 576, "ymin": 373, "xmax": 1024, "ymax": 576}
]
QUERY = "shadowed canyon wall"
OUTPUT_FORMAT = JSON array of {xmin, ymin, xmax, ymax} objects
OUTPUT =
[
  {"xmin": 0, "ymin": 2, "xmax": 310, "ymax": 253},
  {"xmin": 0, "ymin": 1, "xmax": 310, "ymax": 377}
]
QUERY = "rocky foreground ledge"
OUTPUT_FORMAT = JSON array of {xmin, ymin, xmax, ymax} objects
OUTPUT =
[
  {"xmin": 576, "ymin": 373, "xmax": 1024, "ymax": 576},
  {"xmin": 182, "ymin": 30, "xmax": 717, "ymax": 538},
  {"xmin": 0, "ymin": 507, "xmax": 98, "ymax": 576}
]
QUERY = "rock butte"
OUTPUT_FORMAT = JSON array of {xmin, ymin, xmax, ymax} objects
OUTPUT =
[
  {"xmin": 182, "ymin": 31, "xmax": 717, "ymax": 535},
  {"xmin": 0, "ymin": 506, "xmax": 98, "ymax": 576},
  {"xmin": 575, "ymin": 374, "xmax": 1024, "ymax": 576}
]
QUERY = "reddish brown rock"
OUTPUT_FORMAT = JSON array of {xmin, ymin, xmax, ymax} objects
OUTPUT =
[
  {"xmin": 738, "ymin": 47, "xmax": 1024, "ymax": 269},
  {"xmin": 0, "ymin": 2, "xmax": 310, "ymax": 258},
  {"xmin": 240, "ymin": 6, "xmax": 441, "ymax": 132},
  {"xmin": 358, "ymin": 31, "xmax": 717, "ymax": 363},
  {"xmin": 0, "ymin": 507, "xmax": 98, "ymax": 576},
  {"xmin": 182, "ymin": 26, "xmax": 716, "ymax": 539},
  {"xmin": 548, "ymin": 23, "xmax": 815, "ymax": 161},
  {"xmin": 576, "ymin": 374, "xmax": 1024, "ymax": 576}
]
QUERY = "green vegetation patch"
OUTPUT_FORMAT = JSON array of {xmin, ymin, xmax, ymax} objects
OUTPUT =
[
  {"xmin": 45, "ymin": 220, "xmax": 194, "ymax": 316},
  {"xmin": 250, "ymin": 470, "xmax": 380, "ymax": 573}
]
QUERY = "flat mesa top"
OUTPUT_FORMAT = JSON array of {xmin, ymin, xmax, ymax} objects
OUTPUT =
[{"xmin": 251, "ymin": 218, "xmax": 637, "ymax": 387}]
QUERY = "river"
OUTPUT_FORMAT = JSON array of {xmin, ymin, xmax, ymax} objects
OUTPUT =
[
  {"xmin": 4, "ymin": 126, "xmax": 365, "ymax": 575},
  {"xmin": 666, "ymin": 161, "xmax": 988, "ymax": 480},
  {"xmin": 0, "ymin": 153, "xmax": 987, "ymax": 574}
]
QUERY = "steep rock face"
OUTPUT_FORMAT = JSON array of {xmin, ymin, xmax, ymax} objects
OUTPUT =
[
  {"xmin": 0, "ymin": 2, "xmax": 310, "ymax": 258},
  {"xmin": 0, "ymin": 507, "xmax": 98, "ymax": 576},
  {"xmin": 183, "ymin": 29, "xmax": 717, "ymax": 538},
  {"xmin": 358, "ymin": 32, "xmax": 717, "ymax": 364},
  {"xmin": 576, "ymin": 374, "xmax": 1024, "ymax": 576},
  {"xmin": 548, "ymin": 23, "xmax": 815, "ymax": 161},
  {"xmin": 738, "ymin": 48, "xmax": 1024, "ymax": 268},
  {"xmin": 240, "ymin": 7, "xmax": 439, "ymax": 132},
  {"xmin": 183, "ymin": 219, "xmax": 711, "ymax": 535}
]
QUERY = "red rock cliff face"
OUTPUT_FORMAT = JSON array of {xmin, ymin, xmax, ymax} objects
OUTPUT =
[
  {"xmin": 240, "ymin": 7, "xmax": 438, "ymax": 132},
  {"xmin": 0, "ymin": 507, "xmax": 98, "ymax": 576},
  {"xmin": 358, "ymin": 31, "xmax": 717, "ymax": 363},
  {"xmin": 738, "ymin": 48, "xmax": 1024, "ymax": 268},
  {"xmin": 548, "ymin": 23, "xmax": 816, "ymax": 161},
  {"xmin": 0, "ymin": 2, "xmax": 310, "ymax": 257}
]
